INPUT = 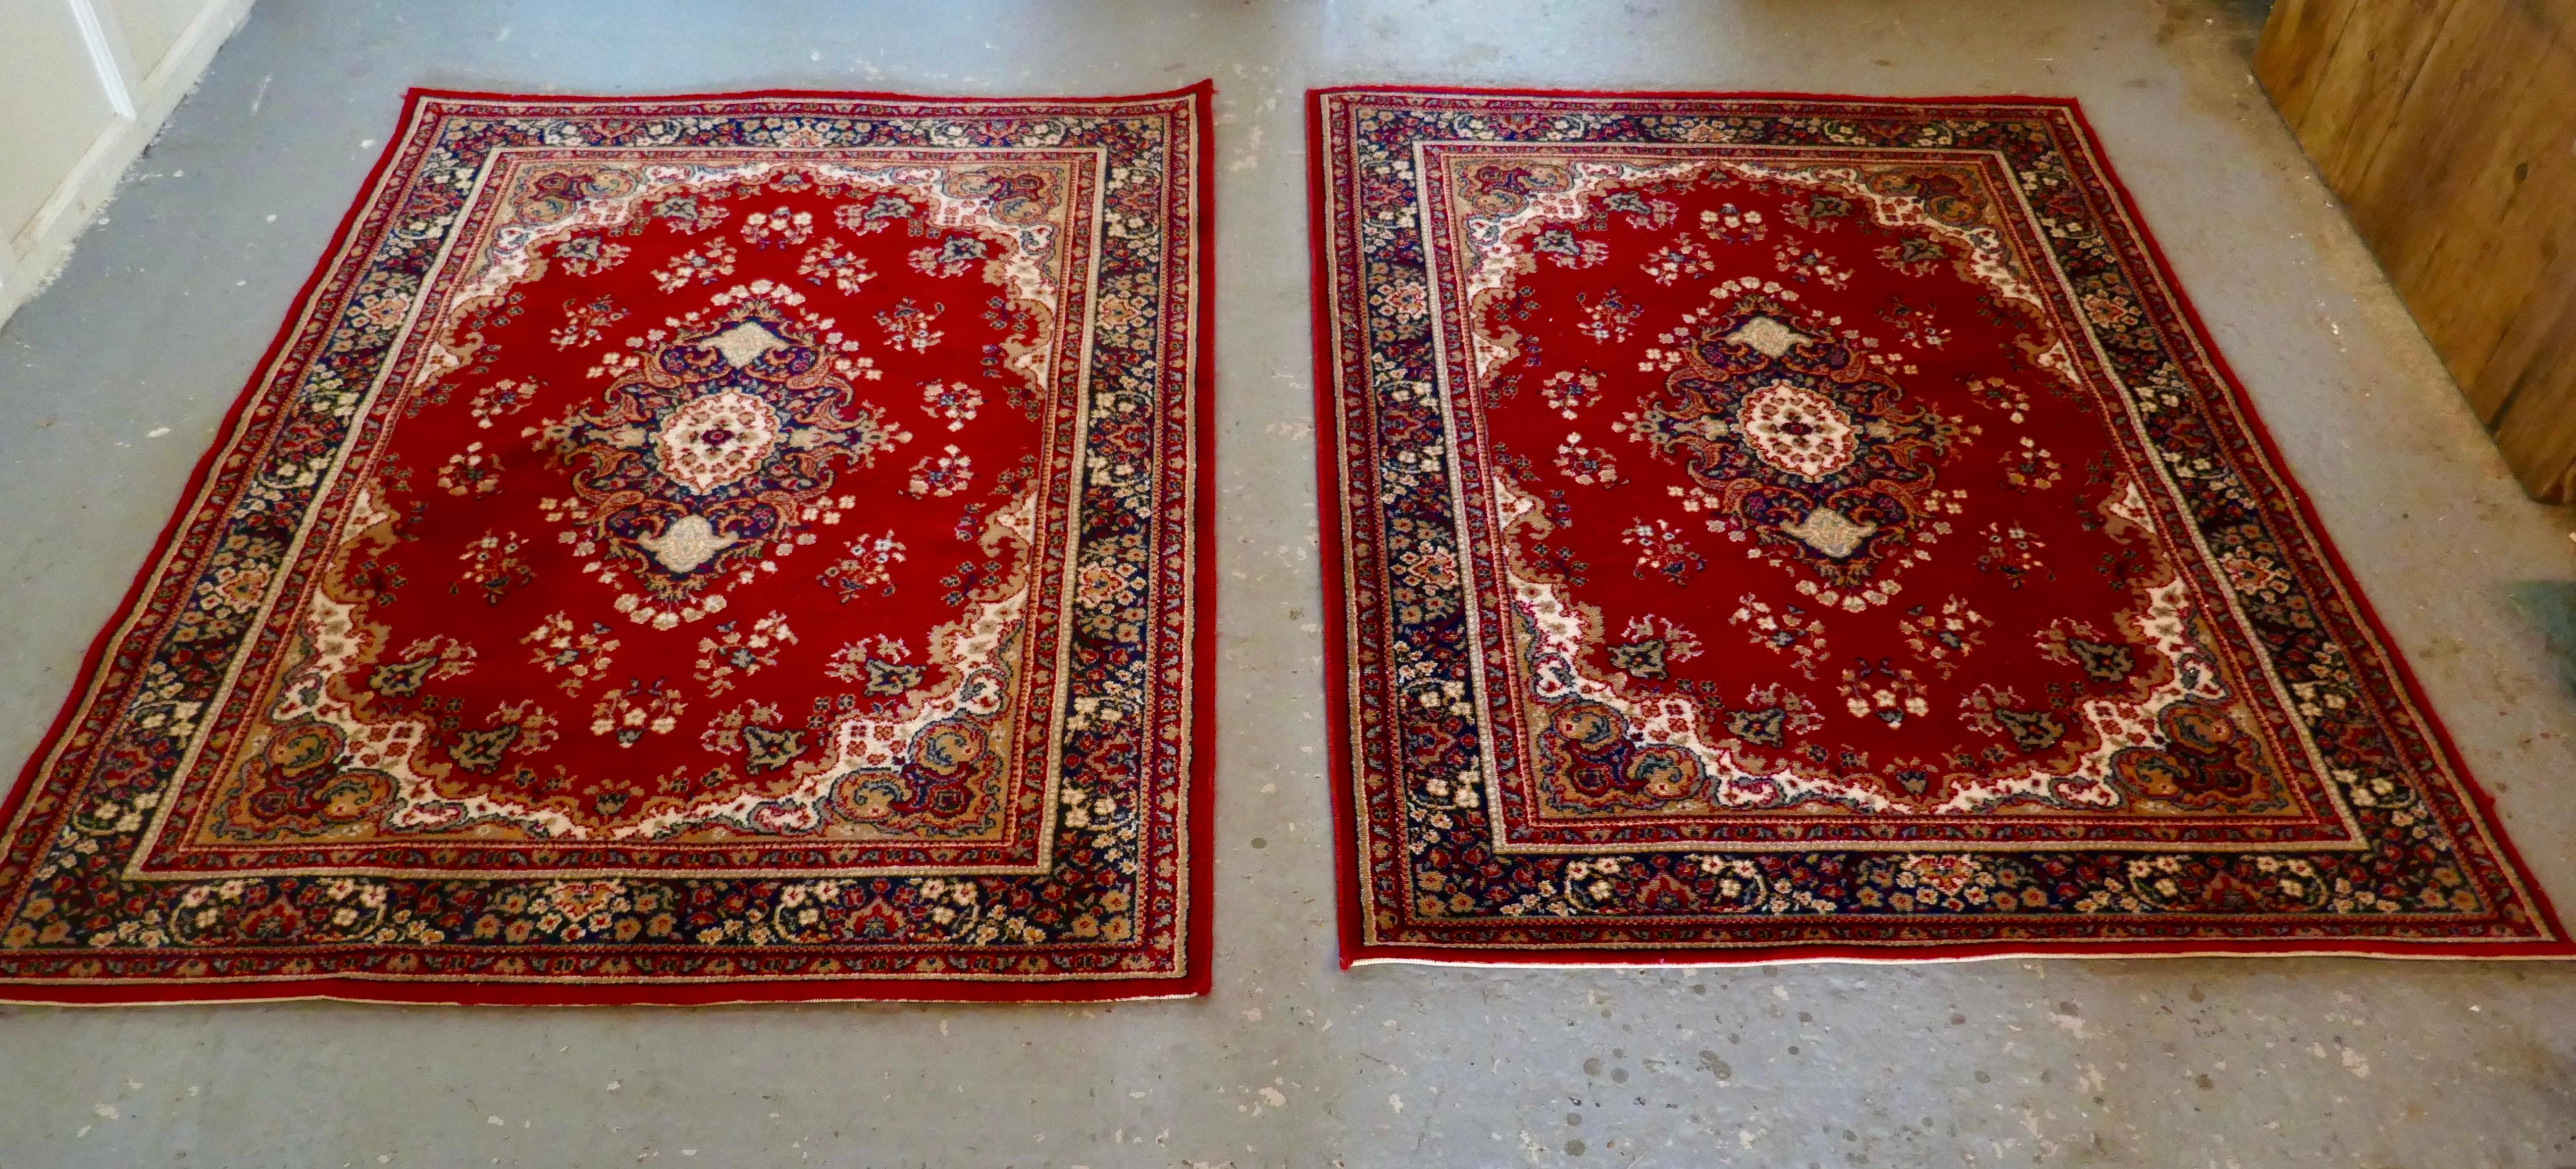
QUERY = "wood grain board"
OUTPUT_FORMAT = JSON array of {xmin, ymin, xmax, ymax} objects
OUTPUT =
[{"xmin": 2255, "ymin": 0, "xmax": 2576, "ymax": 500}]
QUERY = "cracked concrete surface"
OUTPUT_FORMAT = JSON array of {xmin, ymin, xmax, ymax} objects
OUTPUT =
[{"xmin": 1, "ymin": 1, "xmax": 2572, "ymax": 1165}]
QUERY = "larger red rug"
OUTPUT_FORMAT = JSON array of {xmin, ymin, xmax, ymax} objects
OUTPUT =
[
  {"xmin": 1310, "ymin": 87, "xmax": 2570, "ymax": 964},
  {"xmin": 0, "ymin": 86, "xmax": 1214, "ymax": 1003}
]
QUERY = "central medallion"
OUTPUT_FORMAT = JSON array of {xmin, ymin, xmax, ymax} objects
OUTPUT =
[
  {"xmin": 533, "ymin": 283, "xmax": 910, "ymax": 627},
  {"xmin": 653, "ymin": 388, "xmax": 785, "ymax": 494},
  {"xmin": 1736, "ymin": 381, "xmax": 1856, "ymax": 479},
  {"xmin": 1622, "ymin": 297, "xmax": 1965, "ymax": 596}
]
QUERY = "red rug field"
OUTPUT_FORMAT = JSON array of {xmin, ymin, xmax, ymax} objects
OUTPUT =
[
  {"xmin": 0, "ymin": 86, "xmax": 1214, "ymax": 1003},
  {"xmin": 1310, "ymin": 87, "xmax": 2569, "ymax": 964}
]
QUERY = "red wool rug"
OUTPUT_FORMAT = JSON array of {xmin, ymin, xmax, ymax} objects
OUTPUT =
[
  {"xmin": 0, "ymin": 86, "xmax": 1214, "ymax": 1003},
  {"xmin": 1310, "ymin": 87, "xmax": 2570, "ymax": 965}
]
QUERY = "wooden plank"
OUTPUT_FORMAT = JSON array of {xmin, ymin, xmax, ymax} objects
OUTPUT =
[
  {"xmin": 2487, "ymin": 239, "xmax": 2576, "ymax": 500},
  {"xmin": 2455, "ymin": 44, "xmax": 2576, "ymax": 416},
  {"xmin": 2250, "ymin": 0, "xmax": 2357, "ymax": 125},
  {"xmin": 2285, "ymin": 0, "xmax": 2450, "ymax": 191},
  {"xmin": 2257, "ymin": 0, "xmax": 2576, "ymax": 501},
  {"xmin": 2383, "ymin": 5, "xmax": 2549, "ymax": 401}
]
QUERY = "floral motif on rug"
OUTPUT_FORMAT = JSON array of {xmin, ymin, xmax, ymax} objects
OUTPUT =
[
  {"xmin": 1309, "ymin": 87, "xmax": 2568, "ymax": 963},
  {"xmin": 0, "ymin": 86, "xmax": 1213, "ymax": 1003}
]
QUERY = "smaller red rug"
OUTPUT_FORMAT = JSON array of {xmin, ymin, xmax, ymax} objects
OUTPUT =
[
  {"xmin": 1309, "ymin": 86, "xmax": 2570, "ymax": 965},
  {"xmin": 0, "ymin": 85, "xmax": 1214, "ymax": 1003}
]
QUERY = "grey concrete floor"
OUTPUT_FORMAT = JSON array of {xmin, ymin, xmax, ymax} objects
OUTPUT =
[{"xmin": 2, "ymin": 1, "xmax": 2573, "ymax": 1165}]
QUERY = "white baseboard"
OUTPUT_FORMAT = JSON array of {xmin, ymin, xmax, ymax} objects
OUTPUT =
[{"xmin": 0, "ymin": 0, "xmax": 256, "ymax": 330}]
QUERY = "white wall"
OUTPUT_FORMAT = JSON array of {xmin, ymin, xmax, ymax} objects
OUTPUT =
[{"xmin": 0, "ymin": 0, "xmax": 253, "ymax": 328}]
